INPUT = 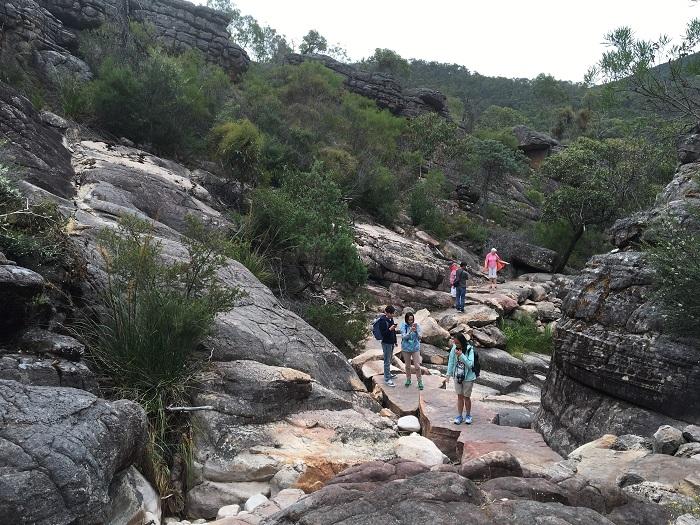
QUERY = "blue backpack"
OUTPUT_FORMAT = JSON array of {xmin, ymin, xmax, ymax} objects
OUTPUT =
[{"xmin": 372, "ymin": 316, "xmax": 385, "ymax": 340}]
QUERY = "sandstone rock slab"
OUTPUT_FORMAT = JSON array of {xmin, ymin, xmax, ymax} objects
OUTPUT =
[
  {"xmin": 458, "ymin": 421, "xmax": 562, "ymax": 471},
  {"xmin": 419, "ymin": 387, "xmax": 496, "ymax": 460}
]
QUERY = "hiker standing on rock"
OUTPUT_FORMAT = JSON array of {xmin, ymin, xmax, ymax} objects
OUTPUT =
[
  {"xmin": 376, "ymin": 305, "xmax": 398, "ymax": 387},
  {"xmin": 399, "ymin": 312, "xmax": 424, "ymax": 390},
  {"xmin": 448, "ymin": 261, "xmax": 459, "ymax": 308},
  {"xmin": 454, "ymin": 262, "xmax": 468, "ymax": 313},
  {"xmin": 483, "ymin": 248, "xmax": 508, "ymax": 291},
  {"xmin": 447, "ymin": 333, "xmax": 476, "ymax": 425}
]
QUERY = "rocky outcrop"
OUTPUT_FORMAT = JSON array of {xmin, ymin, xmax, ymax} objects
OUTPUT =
[
  {"xmin": 1, "ymin": 0, "xmax": 249, "ymax": 83},
  {"xmin": 262, "ymin": 459, "xmax": 616, "ymax": 525},
  {"xmin": 608, "ymin": 160, "xmax": 700, "ymax": 248},
  {"xmin": 0, "ymin": 380, "xmax": 148, "ymax": 525},
  {"xmin": 0, "ymin": 82, "xmax": 76, "ymax": 198},
  {"xmin": 489, "ymin": 232, "xmax": 560, "ymax": 273},
  {"xmin": 512, "ymin": 125, "xmax": 563, "ymax": 167},
  {"xmin": 536, "ymin": 157, "xmax": 700, "ymax": 455},
  {"xmin": 0, "ymin": 0, "xmax": 86, "ymax": 84},
  {"xmin": 355, "ymin": 222, "xmax": 448, "ymax": 289},
  {"xmin": 286, "ymin": 53, "xmax": 450, "ymax": 119}
]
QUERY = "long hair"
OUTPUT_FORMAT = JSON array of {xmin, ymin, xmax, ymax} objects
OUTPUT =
[{"xmin": 454, "ymin": 332, "xmax": 469, "ymax": 351}]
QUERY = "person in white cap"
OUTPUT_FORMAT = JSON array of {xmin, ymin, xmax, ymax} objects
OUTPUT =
[{"xmin": 483, "ymin": 248, "xmax": 508, "ymax": 291}]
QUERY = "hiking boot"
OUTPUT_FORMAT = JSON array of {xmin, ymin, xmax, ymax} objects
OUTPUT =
[
  {"xmin": 464, "ymin": 415, "xmax": 473, "ymax": 425},
  {"xmin": 385, "ymin": 379, "xmax": 396, "ymax": 387},
  {"xmin": 417, "ymin": 380, "xmax": 424, "ymax": 390},
  {"xmin": 404, "ymin": 378, "xmax": 411, "ymax": 387},
  {"xmin": 453, "ymin": 415, "xmax": 463, "ymax": 425}
]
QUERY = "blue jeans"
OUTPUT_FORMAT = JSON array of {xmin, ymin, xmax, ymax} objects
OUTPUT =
[
  {"xmin": 382, "ymin": 343, "xmax": 394, "ymax": 381},
  {"xmin": 455, "ymin": 286, "xmax": 466, "ymax": 311}
]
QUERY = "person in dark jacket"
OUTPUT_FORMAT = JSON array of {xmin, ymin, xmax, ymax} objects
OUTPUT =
[
  {"xmin": 454, "ymin": 262, "xmax": 469, "ymax": 312},
  {"xmin": 377, "ymin": 305, "xmax": 398, "ymax": 387}
]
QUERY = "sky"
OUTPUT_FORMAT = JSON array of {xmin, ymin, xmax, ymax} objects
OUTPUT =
[{"xmin": 193, "ymin": 0, "xmax": 699, "ymax": 82}]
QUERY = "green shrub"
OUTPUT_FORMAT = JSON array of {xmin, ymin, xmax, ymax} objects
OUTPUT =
[
  {"xmin": 249, "ymin": 163, "xmax": 367, "ymax": 289},
  {"xmin": 81, "ymin": 215, "xmax": 240, "ymax": 512},
  {"xmin": 356, "ymin": 166, "xmax": 399, "ymax": 224},
  {"xmin": 0, "ymin": 169, "xmax": 68, "ymax": 264},
  {"xmin": 501, "ymin": 317, "xmax": 553, "ymax": 358},
  {"xmin": 211, "ymin": 119, "xmax": 263, "ymax": 183},
  {"xmin": 647, "ymin": 209, "xmax": 700, "ymax": 337},
  {"xmin": 302, "ymin": 303, "xmax": 367, "ymax": 358},
  {"xmin": 462, "ymin": 219, "xmax": 490, "ymax": 245},
  {"xmin": 525, "ymin": 188, "xmax": 545, "ymax": 206},
  {"xmin": 408, "ymin": 170, "xmax": 448, "ymax": 235},
  {"xmin": 224, "ymin": 237, "xmax": 274, "ymax": 286},
  {"xmin": 89, "ymin": 49, "xmax": 230, "ymax": 155}
]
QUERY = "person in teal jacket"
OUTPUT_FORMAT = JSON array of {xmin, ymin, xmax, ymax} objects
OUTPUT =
[
  {"xmin": 399, "ymin": 312, "xmax": 423, "ymax": 390},
  {"xmin": 446, "ymin": 332, "xmax": 476, "ymax": 425}
]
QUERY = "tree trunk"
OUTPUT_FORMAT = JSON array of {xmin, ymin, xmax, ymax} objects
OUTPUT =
[{"xmin": 555, "ymin": 225, "xmax": 584, "ymax": 273}]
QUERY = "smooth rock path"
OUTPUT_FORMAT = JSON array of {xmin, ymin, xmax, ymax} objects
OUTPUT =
[{"xmin": 364, "ymin": 354, "xmax": 562, "ymax": 469}]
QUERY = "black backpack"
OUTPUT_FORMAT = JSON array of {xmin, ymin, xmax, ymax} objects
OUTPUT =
[{"xmin": 467, "ymin": 342, "xmax": 481, "ymax": 378}]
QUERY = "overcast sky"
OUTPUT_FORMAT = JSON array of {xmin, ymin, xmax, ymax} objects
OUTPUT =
[{"xmin": 193, "ymin": 0, "xmax": 698, "ymax": 81}]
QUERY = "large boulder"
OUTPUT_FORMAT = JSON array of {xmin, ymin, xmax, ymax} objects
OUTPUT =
[
  {"xmin": 677, "ymin": 122, "xmax": 700, "ymax": 164},
  {"xmin": 394, "ymin": 433, "xmax": 448, "ymax": 467},
  {"xmin": 513, "ymin": 125, "xmax": 561, "ymax": 152},
  {"xmin": 536, "ymin": 161, "xmax": 700, "ymax": 454},
  {"xmin": 388, "ymin": 282, "xmax": 453, "ymax": 309},
  {"xmin": 355, "ymin": 222, "xmax": 446, "ymax": 289},
  {"xmin": 489, "ymin": 232, "xmax": 560, "ymax": 273},
  {"xmin": 535, "ymin": 250, "xmax": 699, "ymax": 455},
  {"xmin": 0, "ymin": 380, "xmax": 148, "ymax": 525}
]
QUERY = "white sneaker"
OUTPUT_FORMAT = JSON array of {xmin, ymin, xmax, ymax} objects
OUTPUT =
[{"xmin": 385, "ymin": 380, "xmax": 396, "ymax": 387}]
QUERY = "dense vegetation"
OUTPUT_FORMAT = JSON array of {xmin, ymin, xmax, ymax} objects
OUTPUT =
[
  {"xmin": 501, "ymin": 317, "xmax": 553, "ymax": 358},
  {"xmin": 0, "ymin": 167, "xmax": 69, "ymax": 267},
  {"xmin": 82, "ymin": 215, "xmax": 240, "ymax": 512}
]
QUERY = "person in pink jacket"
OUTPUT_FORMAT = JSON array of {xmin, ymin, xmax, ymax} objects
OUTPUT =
[{"xmin": 483, "ymin": 248, "xmax": 508, "ymax": 290}]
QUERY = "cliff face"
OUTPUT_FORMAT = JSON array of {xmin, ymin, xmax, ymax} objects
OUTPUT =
[
  {"xmin": 535, "ymin": 148, "xmax": 700, "ymax": 455},
  {"xmin": 0, "ymin": 0, "xmax": 249, "ymax": 83}
]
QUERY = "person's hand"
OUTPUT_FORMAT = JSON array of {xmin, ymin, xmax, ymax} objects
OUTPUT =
[{"xmin": 389, "ymin": 325, "xmax": 396, "ymax": 332}]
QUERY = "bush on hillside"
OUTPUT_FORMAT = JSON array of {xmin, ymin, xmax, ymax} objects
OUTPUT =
[
  {"xmin": 0, "ymin": 169, "xmax": 68, "ymax": 265},
  {"xmin": 249, "ymin": 162, "xmax": 367, "ymax": 290},
  {"xmin": 647, "ymin": 209, "xmax": 700, "ymax": 337},
  {"xmin": 82, "ymin": 215, "xmax": 240, "ymax": 511},
  {"xmin": 356, "ymin": 166, "xmax": 400, "ymax": 224},
  {"xmin": 408, "ymin": 170, "xmax": 447, "ymax": 228},
  {"xmin": 88, "ymin": 48, "xmax": 230, "ymax": 155},
  {"xmin": 211, "ymin": 119, "xmax": 263, "ymax": 183},
  {"xmin": 228, "ymin": 62, "xmax": 408, "ymax": 222},
  {"xmin": 302, "ymin": 303, "xmax": 367, "ymax": 358}
]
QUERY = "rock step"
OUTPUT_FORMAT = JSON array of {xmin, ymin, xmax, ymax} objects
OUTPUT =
[{"xmin": 372, "ymin": 374, "xmax": 446, "ymax": 416}]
